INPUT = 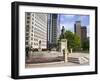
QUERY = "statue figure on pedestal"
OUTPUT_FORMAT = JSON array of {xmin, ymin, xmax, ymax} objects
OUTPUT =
[{"xmin": 61, "ymin": 26, "xmax": 65, "ymax": 39}]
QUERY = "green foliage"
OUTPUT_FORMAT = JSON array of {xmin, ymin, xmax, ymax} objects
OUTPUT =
[
  {"xmin": 82, "ymin": 39, "xmax": 89, "ymax": 50},
  {"xmin": 60, "ymin": 30, "xmax": 81, "ymax": 50}
]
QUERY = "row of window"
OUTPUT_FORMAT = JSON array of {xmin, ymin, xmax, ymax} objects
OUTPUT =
[
  {"xmin": 25, "ymin": 42, "xmax": 46, "ymax": 46},
  {"xmin": 35, "ymin": 15, "xmax": 47, "ymax": 24},
  {"xmin": 25, "ymin": 41, "xmax": 46, "ymax": 46},
  {"xmin": 34, "ymin": 30, "xmax": 46, "ymax": 38},
  {"xmin": 35, "ymin": 26, "xmax": 46, "ymax": 34},
  {"xmin": 25, "ymin": 42, "xmax": 38, "ymax": 46},
  {"xmin": 26, "ymin": 37, "xmax": 47, "ymax": 43},
  {"xmin": 26, "ymin": 19, "xmax": 47, "ymax": 33},
  {"xmin": 26, "ymin": 35, "xmax": 46, "ymax": 43},
  {"xmin": 25, "ymin": 32, "xmax": 46, "ymax": 41},
  {"xmin": 34, "ymin": 29, "xmax": 47, "ymax": 37},
  {"xmin": 26, "ymin": 25, "xmax": 47, "ymax": 35},
  {"xmin": 34, "ymin": 38, "xmax": 38, "ymax": 41},
  {"xmin": 34, "ymin": 43, "xmax": 38, "ymax": 45},
  {"xmin": 26, "ymin": 13, "xmax": 47, "ymax": 25},
  {"xmin": 34, "ymin": 34, "xmax": 47, "ymax": 41},
  {"xmin": 35, "ymin": 24, "xmax": 46, "ymax": 34},
  {"xmin": 35, "ymin": 19, "xmax": 47, "ymax": 29},
  {"xmin": 35, "ymin": 24, "xmax": 46, "ymax": 33}
]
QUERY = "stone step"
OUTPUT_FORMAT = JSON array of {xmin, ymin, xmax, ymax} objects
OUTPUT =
[
  {"xmin": 79, "ymin": 57, "xmax": 89, "ymax": 64},
  {"xmin": 68, "ymin": 57, "xmax": 89, "ymax": 64},
  {"xmin": 68, "ymin": 57, "xmax": 79, "ymax": 64}
]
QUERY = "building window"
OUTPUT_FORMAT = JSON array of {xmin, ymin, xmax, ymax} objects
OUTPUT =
[
  {"xmin": 26, "ymin": 26, "xmax": 29, "ymax": 31},
  {"xmin": 27, "ymin": 17, "xmax": 30, "ymax": 19},
  {"xmin": 26, "ymin": 25, "xmax": 29, "ymax": 28},
  {"xmin": 25, "ymin": 42, "xmax": 28, "ymax": 45},
  {"xmin": 31, "ymin": 34, "xmax": 33, "ymax": 36},
  {"xmin": 27, "ymin": 21, "xmax": 30, "ymax": 23},
  {"xmin": 26, "ymin": 27, "xmax": 29, "ymax": 30},
  {"xmin": 26, "ymin": 33, "xmax": 29, "ymax": 36},
  {"xmin": 26, "ymin": 29, "xmax": 29, "ymax": 32},
  {"xmin": 31, "ymin": 42, "xmax": 33, "ymax": 45},
  {"xmin": 26, "ymin": 37, "xmax": 29, "ymax": 40},
  {"xmin": 32, "ymin": 22, "xmax": 34, "ymax": 24},
  {"xmin": 31, "ymin": 37, "xmax": 33, "ymax": 40},
  {"xmin": 31, "ymin": 30, "xmax": 33, "ymax": 32},
  {"xmin": 34, "ymin": 43, "xmax": 38, "ymax": 45},
  {"xmin": 34, "ymin": 38, "xmax": 38, "ymax": 41},
  {"xmin": 27, "ymin": 13, "xmax": 30, "ymax": 15}
]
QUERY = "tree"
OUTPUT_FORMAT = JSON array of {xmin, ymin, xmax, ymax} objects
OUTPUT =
[
  {"xmin": 60, "ymin": 30, "xmax": 81, "ymax": 51},
  {"xmin": 82, "ymin": 39, "xmax": 89, "ymax": 50}
]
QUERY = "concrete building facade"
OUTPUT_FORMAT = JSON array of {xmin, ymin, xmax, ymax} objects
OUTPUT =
[{"xmin": 25, "ymin": 12, "xmax": 48, "ymax": 49}]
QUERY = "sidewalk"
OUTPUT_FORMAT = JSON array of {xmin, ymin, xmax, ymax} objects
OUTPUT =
[
  {"xmin": 25, "ymin": 61, "xmax": 89, "ymax": 68},
  {"xmin": 25, "ymin": 52, "xmax": 89, "ymax": 68}
]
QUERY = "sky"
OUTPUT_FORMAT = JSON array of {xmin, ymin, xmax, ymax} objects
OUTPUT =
[{"xmin": 59, "ymin": 14, "xmax": 90, "ymax": 37}]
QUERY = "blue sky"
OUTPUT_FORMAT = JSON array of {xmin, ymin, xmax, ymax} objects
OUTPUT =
[{"xmin": 59, "ymin": 14, "xmax": 90, "ymax": 37}]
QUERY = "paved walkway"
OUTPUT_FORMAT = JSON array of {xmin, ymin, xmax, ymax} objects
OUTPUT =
[
  {"xmin": 25, "ymin": 61, "xmax": 89, "ymax": 68},
  {"xmin": 25, "ymin": 52, "xmax": 89, "ymax": 68}
]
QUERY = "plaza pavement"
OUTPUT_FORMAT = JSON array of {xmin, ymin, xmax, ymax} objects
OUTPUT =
[
  {"xmin": 25, "ymin": 52, "xmax": 89, "ymax": 68},
  {"xmin": 25, "ymin": 61, "xmax": 89, "ymax": 68}
]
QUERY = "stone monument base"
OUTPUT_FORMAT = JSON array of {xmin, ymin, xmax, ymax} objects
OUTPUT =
[{"xmin": 59, "ymin": 39, "xmax": 68, "ymax": 62}]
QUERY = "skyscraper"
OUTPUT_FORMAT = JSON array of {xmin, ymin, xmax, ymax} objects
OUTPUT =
[
  {"xmin": 74, "ymin": 21, "xmax": 81, "ymax": 40},
  {"xmin": 47, "ymin": 14, "xmax": 60, "ymax": 48},
  {"xmin": 81, "ymin": 26, "xmax": 87, "ymax": 42},
  {"xmin": 25, "ymin": 12, "xmax": 48, "ymax": 49},
  {"xmin": 74, "ymin": 21, "xmax": 87, "ymax": 45}
]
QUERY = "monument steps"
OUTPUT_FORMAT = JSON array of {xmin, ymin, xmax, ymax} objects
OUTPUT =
[{"xmin": 68, "ymin": 56, "xmax": 89, "ymax": 64}]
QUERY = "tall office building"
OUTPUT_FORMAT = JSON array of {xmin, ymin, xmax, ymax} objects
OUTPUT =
[
  {"xmin": 74, "ymin": 21, "xmax": 81, "ymax": 40},
  {"xmin": 25, "ymin": 12, "xmax": 48, "ymax": 49},
  {"xmin": 47, "ymin": 14, "xmax": 60, "ymax": 48},
  {"xmin": 81, "ymin": 26, "xmax": 87, "ymax": 42},
  {"xmin": 74, "ymin": 21, "xmax": 87, "ymax": 45}
]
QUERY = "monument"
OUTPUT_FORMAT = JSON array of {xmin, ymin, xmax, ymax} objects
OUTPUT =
[
  {"xmin": 59, "ymin": 26, "xmax": 68, "ymax": 62},
  {"xmin": 61, "ymin": 26, "xmax": 65, "ymax": 38}
]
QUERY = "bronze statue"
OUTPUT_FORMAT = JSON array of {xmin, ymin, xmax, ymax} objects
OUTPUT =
[{"xmin": 61, "ymin": 26, "xmax": 65, "ymax": 38}]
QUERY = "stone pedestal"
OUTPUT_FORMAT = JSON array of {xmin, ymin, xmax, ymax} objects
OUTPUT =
[
  {"xmin": 70, "ymin": 48, "xmax": 72, "ymax": 53},
  {"xmin": 60, "ymin": 39, "xmax": 67, "ymax": 52},
  {"xmin": 64, "ymin": 49, "xmax": 68, "ymax": 62},
  {"xmin": 60, "ymin": 39, "xmax": 68, "ymax": 62}
]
